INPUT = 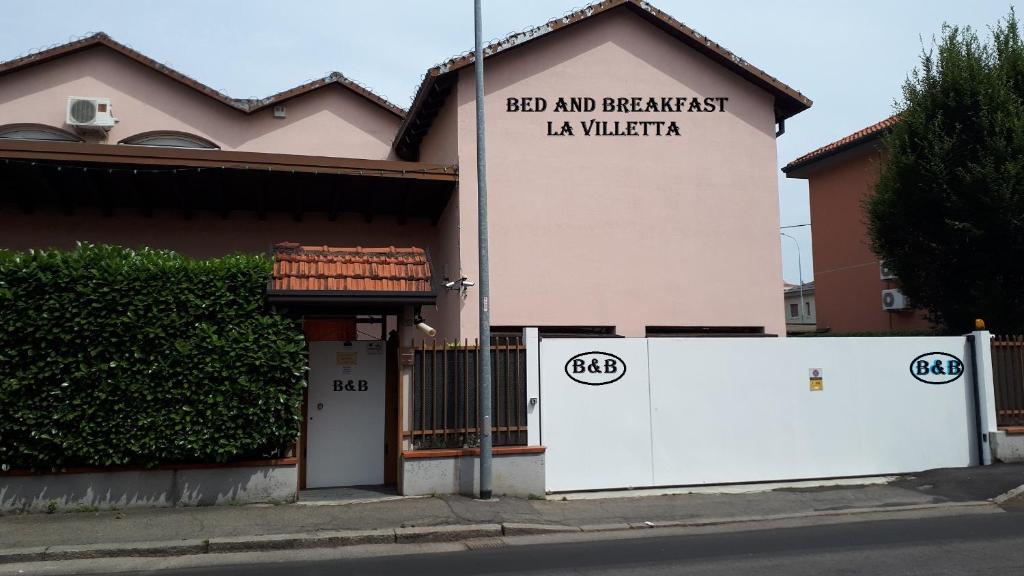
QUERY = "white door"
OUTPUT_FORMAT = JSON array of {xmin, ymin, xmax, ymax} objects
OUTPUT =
[{"xmin": 306, "ymin": 340, "xmax": 386, "ymax": 488}]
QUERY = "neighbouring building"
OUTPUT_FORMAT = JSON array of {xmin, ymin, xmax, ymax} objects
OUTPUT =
[
  {"xmin": 0, "ymin": 0, "xmax": 811, "ymax": 494},
  {"xmin": 783, "ymin": 282, "xmax": 816, "ymax": 334},
  {"xmin": 782, "ymin": 116, "xmax": 932, "ymax": 334}
]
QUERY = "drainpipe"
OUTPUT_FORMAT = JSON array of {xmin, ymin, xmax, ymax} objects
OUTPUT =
[{"xmin": 966, "ymin": 334, "xmax": 986, "ymax": 465}]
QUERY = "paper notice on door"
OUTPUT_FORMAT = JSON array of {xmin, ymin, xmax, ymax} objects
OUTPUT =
[{"xmin": 336, "ymin": 351, "xmax": 358, "ymax": 366}]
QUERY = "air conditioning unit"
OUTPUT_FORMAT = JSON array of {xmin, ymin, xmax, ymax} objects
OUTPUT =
[
  {"xmin": 882, "ymin": 288, "xmax": 908, "ymax": 311},
  {"xmin": 879, "ymin": 260, "xmax": 897, "ymax": 280},
  {"xmin": 66, "ymin": 97, "xmax": 118, "ymax": 131}
]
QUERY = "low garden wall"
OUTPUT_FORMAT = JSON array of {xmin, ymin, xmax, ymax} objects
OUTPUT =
[
  {"xmin": 0, "ymin": 459, "xmax": 297, "ymax": 513},
  {"xmin": 992, "ymin": 428, "xmax": 1024, "ymax": 463},
  {"xmin": 400, "ymin": 447, "xmax": 545, "ymax": 497}
]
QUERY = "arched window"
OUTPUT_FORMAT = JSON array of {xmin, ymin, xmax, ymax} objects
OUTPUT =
[
  {"xmin": 119, "ymin": 131, "xmax": 219, "ymax": 149},
  {"xmin": 0, "ymin": 123, "xmax": 83, "ymax": 142}
]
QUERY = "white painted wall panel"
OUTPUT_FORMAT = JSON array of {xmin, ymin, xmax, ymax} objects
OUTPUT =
[
  {"xmin": 541, "ymin": 336, "xmax": 978, "ymax": 492},
  {"xmin": 540, "ymin": 339, "xmax": 653, "ymax": 492},
  {"xmin": 648, "ymin": 337, "xmax": 976, "ymax": 486}
]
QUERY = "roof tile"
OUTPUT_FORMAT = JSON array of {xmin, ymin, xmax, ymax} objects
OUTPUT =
[
  {"xmin": 783, "ymin": 115, "xmax": 899, "ymax": 173},
  {"xmin": 271, "ymin": 243, "xmax": 432, "ymax": 294}
]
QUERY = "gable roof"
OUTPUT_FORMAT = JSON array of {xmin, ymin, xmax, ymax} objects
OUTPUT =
[
  {"xmin": 394, "ymin": 0, "xmax": 812, "ymax": 160},
  {"xmin": 0, "ymin": 33, "xmax": 405, "ymax": 118},
  {"xmin": 783, "ymin": 114, "xmax": 899, "ymax": 177}
]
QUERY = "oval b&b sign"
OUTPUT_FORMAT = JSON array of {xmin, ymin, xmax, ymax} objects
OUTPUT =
[
  {"xmin": 910, "ymin": 352, "xmax": 965, "ymax": 384},
  {"xmin": 565, "ymin": 351, "xmax": 627, "ymax": 386}
]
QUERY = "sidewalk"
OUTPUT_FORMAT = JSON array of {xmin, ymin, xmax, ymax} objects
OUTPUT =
[{"xmin": 2, "ymin": 464, "xmax": 1022, "ymax": 563}]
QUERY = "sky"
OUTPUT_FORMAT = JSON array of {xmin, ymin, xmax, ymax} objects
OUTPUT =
[{"xmin": 2, "ymin": 0, "xmax": 1019, "ymax": 284}]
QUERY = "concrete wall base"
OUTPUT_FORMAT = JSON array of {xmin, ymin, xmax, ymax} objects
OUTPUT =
[
  {"xmin": 0, "ymin": 464, "xmax": 296, "ymax": 513},
  {"xmin": 400, "ymin": 450, "xmax": 545, "ymax": 497},
  {"xmin": 992, "ymin": 431, "xmax": 1024, "ymax": 463}
]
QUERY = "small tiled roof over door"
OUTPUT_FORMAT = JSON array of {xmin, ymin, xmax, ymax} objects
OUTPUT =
[{"xmin": 271, "ymin": 242, "xmax": 432, "ymax": 293}]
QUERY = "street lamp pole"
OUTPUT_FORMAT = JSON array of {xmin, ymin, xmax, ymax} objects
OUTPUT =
[
  {"xmin": 781, "ymin": 232, "xmax": 805, "ymax": 322},
  {"xmin": 474, "ymin": 0, "xmax": 493, "ymax": 501}
]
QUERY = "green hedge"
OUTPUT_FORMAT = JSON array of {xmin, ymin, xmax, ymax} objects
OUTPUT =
[{"xmin": 0, "ymin": 244, "xmax": 307, "ymax": 469}]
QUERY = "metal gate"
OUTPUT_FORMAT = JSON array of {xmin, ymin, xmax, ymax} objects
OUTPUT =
[
  {"xmin": 992, "ymin": 335, "xmax": 1024, "ymax": 426},
  {"xmin": 406, "ymin": 338, "xmax": 527, "ymax": 450}
]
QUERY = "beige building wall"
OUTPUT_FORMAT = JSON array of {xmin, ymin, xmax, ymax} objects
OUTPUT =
[
  {"xmin": 0, "ymin": 9, "xmax": 798, "ymax": 341},
  {"xmin": 445, "ymin": 9, "xmax": 786, "ymax": 337},
  {"xmin": 414, "ymin": 81, "xmax": 463, "ymax": 342},
  {"xmin": 0, "ymin": 46, "xmax": 401, "ymax": 159}
]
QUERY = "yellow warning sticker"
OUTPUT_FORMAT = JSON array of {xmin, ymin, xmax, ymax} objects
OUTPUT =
[{"xmin": 809, "ymin": 368, "xmax": 823, "ymax": 391}]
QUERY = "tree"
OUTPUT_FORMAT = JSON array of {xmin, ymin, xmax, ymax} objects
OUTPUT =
[{"xmin": 867, "ymin": 10, "xmax": 1024, "ymax": 333}]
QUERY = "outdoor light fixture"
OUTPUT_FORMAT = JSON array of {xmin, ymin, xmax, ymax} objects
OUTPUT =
[{"xmin": 413, "ymin": 313, "xmax": 436, "ymax": 337}]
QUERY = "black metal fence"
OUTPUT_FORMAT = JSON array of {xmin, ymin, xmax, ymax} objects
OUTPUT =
[
  {"xmin": 992, "ymin": 335, "xmax": 1024, "ymax": 427},
  {"xmin": 408, "ymin": 338, "xmax": 527, "ymax": 449}
]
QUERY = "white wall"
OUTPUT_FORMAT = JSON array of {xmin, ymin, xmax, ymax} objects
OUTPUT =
[{"xmin": 540, "ymin": 336, "xmax": 980, "ymax": 492}]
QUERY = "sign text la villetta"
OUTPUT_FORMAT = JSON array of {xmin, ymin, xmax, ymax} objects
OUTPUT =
[{"xmin": 507, "ymin": 95, "xmax": 729, "ymax": 137}]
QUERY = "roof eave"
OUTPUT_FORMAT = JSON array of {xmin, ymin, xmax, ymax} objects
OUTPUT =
[
  {"xmin": 266, "ymin": 289, "xmax": 438, "ymax": 307},
  {"xmin": 394, "ymin": 0, "xmax": 812, "ymax": 160},
  {"xmin": 0, "ymin": 138, "xmax": 459, "ymax": 181},
  {"xmin": 247, "ymin": 75, "xmax": 407, "ymax": 119},
  {"xmin": 0, "ymin": 34, "xmax": 406, "ymax": 119},
  {"xmin": 782, "ymin": 129, "xmax": 890, "ymax": 178},
  {"xmin": 393, "ymin": 72, "xmax": 440, "ymax": 160}
]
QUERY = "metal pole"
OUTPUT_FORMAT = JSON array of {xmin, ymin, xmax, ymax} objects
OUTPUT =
[
  {"xmin": 474, "ymin": 0, "xmax": 493, "ymax": 500},
  {"xmin": 781, "ymin": 232, "xmax": 805, "ymax": 322}
]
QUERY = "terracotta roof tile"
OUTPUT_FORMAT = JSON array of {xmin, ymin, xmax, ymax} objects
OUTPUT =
[
  {"xmin": 783, "ymin": 114, "xmax": 900, "ymax": 174},
  {"xmin": 271, "ymin": 243, "xmax": 432, "ymax": 294}
]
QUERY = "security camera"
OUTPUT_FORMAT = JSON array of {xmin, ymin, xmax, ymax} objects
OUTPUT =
[{"xmin": 413, "ymin": 314, "xmax": 437, "ymax": 337}]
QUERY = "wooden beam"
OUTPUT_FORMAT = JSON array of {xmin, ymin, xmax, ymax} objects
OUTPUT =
[
  {"xmin": 17, "ymin": 164, "xmax": 38, "ymax": 214},
  {"xmin": 360, "ymin": 179, "xmax": 374, "ymax": 223},
  {"xmin": 98, "ymin": 170, "xmax": 115, "ymax": 218},
  {"xmin": 292, "ymin": 186, "xmax": 303, "ymax": 222},
  {"xmin": 398, "ymin": 183, "xmax": 410, "ymax": 225},
  {"xmin": 176, "ymin": 172, "xmax": 192, "ymax": 220},
  {"xmin": 139, "ymin": 172, "xmax": 155, "ymax": 218},
  {"xmin": 431, "ymin": 184, "xmax": 453, "ymax": 225},
  {"xmin": 256, "ymin": 176, "xmax": 268, "ymax": 221},
  {"xmin": 215, "ymin": 169, "xmax": 229, "ymax": 220},
  {"xmin": 56, "ymin": 166, "xmax": 76, "ymax": 216},
  {"xmin": 328, "ymin": 181, "xmax": 341, "ymax": 222},
  {"xmin": 114, "ymin": 170, "xmax": 145, "ymax": 218}
]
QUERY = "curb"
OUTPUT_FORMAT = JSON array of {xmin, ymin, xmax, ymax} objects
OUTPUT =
[
  {"xmin": 0, "ymin": 500, "xmax": 1001, "ymax": 565},
  {"xmin": 992, "ymin": 483, "xmax": 1024, "ymax": 505}
]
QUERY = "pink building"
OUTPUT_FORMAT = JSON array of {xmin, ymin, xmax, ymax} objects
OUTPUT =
[
  {"xmin": 0, "ymin": 0, "xmax": 810, "ymax": 492},
  {"xmin": 783, "ymin": 116, "xmax": 933, "ymax": 334}
]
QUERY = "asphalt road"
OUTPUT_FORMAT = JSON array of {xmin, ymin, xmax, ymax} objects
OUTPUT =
[{"xmin": 108, "ymin": 511, "xmax": 1024, "ymax": 576}]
